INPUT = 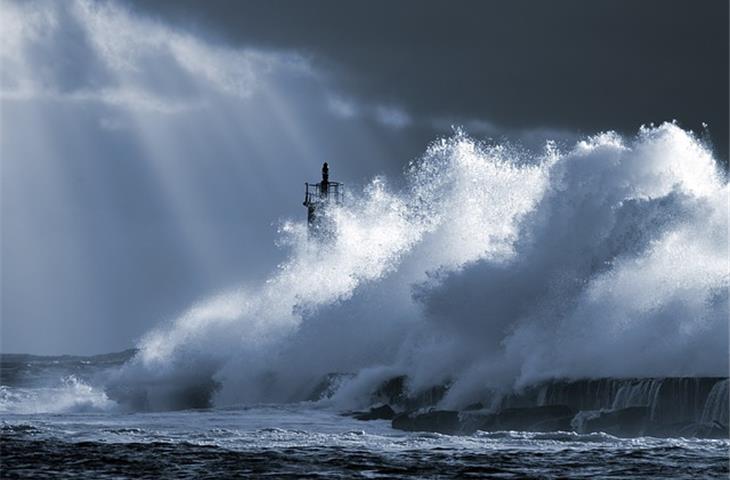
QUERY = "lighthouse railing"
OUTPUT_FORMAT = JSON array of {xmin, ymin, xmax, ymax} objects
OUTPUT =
[{"xmin": 304, "ymin": 181, "xmax": 344, "ymax": 205}]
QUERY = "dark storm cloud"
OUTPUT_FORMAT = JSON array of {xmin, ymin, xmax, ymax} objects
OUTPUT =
[
  {"xmin": 128, "ymin": 0, "xmax": 728, "ymax": 161},
  {"xmin": 2, "ymin": 0, "xmax": 726, "ymax": 356}
]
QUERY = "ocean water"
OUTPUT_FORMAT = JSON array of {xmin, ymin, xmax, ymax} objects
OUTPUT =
[
  {"xmin": 3, "ymin": 406, "xmax": 729, "ymax": 479},
  {"xmin": 1, "ymin": 355, "xmax": 729, "ymax": 479}
]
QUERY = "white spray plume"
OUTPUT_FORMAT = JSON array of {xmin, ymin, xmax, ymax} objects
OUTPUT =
[{"xmin": 111, "ymin": 123, "xmax": 728, "ymax": 410}]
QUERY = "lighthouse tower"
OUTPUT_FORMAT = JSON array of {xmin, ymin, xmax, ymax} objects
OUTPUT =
[{"xmin": 303, "ymin": 162, "xmax": 343, "ymax": 235}]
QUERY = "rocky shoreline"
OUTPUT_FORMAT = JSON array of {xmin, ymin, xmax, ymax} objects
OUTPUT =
[{"xmin": 332, "ymin": 376, "xmax": 729, "ymax": 438}]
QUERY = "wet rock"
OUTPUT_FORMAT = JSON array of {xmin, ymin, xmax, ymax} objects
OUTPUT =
[
  {"xmin": 393, "ymin": 406, "xmax": 576, "ymax": 435},
  {"xmin": 377, "ymin": 375, "xmax": 730, "ymax": 438},
  {"xmin": 407, "ymin": 384, "xmax": 449, "ymax": 410},
  {"xmin": 371, "ymin": 376, "xmax": 449, "ymax": 410},
  {"xmin": 392, "ymin": 410, "xmax": 461, "ymax": 435},
  {"xmin": 675, "ymin": 421, "xmax": 729, "ymax": 439},
  {"xmin": 694, "ymin": 421, "xmax": 729, "ymax": 439},
  {"xmin": 353, "ymin": 404, "xmax": 396, "ymax": 421},
  {"xmin": 529, "ymin": 414, "xmax": 575, "ymax": 432},
  {"xmin": 578, "ymin": 407, "xmax": 650, "ymax": 436},
  {"xmin": 307, "ymin": 373, "xmax": 354, "ymax": 401},
  {"xmin": 458, "ymin": 412, "xmax": 496, "ymax": 434},
  {"xmin": 373, "ymin": 376, "xmax": 408, "ymax": 406},
  {"xmin": 494, "ymin": 405, "xmax": 575, "ymax": 431}
]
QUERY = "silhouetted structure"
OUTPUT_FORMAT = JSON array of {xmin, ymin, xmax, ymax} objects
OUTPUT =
[{"xmin": 303, "ymin": 162, "xmax": 343, "ymax": 234}]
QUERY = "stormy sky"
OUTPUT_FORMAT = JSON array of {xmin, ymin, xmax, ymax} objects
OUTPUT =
[
  {"xmin": 1, "ymin": 0, "xmax": 727, "ymax": 355},
  {"xmin": 132, "ymin": 0, "xmax": 729, "ymax": 152}
]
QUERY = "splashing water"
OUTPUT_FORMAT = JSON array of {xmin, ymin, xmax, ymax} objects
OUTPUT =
[
  {"xmin": 110, "ymin": 123, "xmax": 728, "ymax": 411},
  {"xmin": 0, "ymin": 375, "xmax": 114, "ymax": 414}
]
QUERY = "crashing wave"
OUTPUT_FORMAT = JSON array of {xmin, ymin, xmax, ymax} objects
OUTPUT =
[
  {"xmin": 106, "ymin": 123, "xmax": 727, "ymax": 412},
  {"xmin": 0, "ymin": 375, "xmax": 116, "ymax": 414}
]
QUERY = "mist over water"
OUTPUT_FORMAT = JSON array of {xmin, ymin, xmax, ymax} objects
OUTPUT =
[{"xmin": 109, "ymin": 123, "xmax": 728, "ymax": 412}]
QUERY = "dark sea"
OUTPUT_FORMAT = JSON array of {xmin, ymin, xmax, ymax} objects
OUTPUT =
[{"xmin": 1, "ymin": 354, "xmax": 729, "ymax": 479}]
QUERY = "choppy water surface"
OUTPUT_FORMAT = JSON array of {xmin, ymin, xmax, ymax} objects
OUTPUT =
[{"xmin": 2, "ymin": 405, "xmax": 728, "ymax": 479}]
